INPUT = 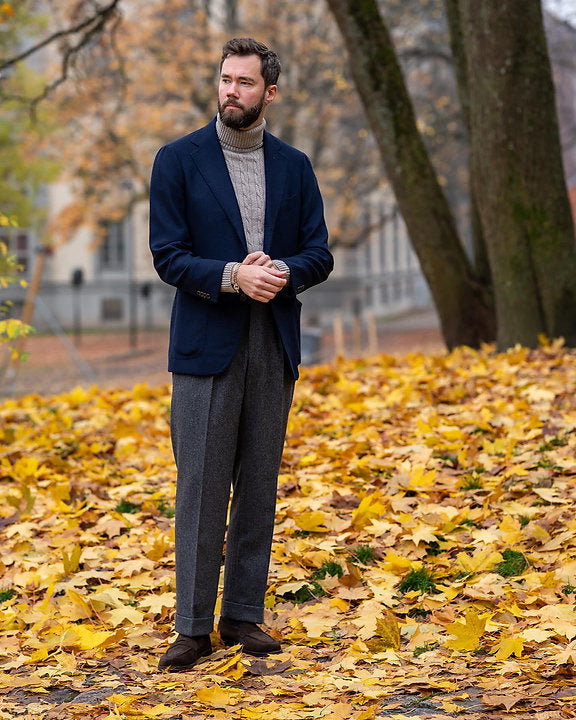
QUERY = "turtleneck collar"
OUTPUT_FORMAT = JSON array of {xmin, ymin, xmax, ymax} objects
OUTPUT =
[{"xmin": 216, "ymin": 113, "xmax": 266, "ymax": 152}]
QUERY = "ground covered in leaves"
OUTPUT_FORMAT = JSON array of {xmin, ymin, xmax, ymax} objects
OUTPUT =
[{"xmin": 2, "ymin": 342, "xmax": 576, "ymax": 719}]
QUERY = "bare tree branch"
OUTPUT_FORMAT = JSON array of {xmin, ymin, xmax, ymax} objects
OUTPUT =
[{"xmin": 0, "ymin": 0, "xmax": 122, "ymax": 72}]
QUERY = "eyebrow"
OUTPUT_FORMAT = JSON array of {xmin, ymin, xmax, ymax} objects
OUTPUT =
[{"xmin": 220, "ymin": 73, "xmax": 256, "ymax": 83}]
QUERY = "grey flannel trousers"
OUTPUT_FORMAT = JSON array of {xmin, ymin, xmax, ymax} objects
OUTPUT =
[{"xmin": 170, "ymin": 302, "xmax": 295, "ymax": 636}]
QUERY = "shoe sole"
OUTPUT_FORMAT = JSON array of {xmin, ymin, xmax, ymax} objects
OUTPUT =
[{"xmin": 158, "ymin": 648, "xmax": 212, "ymax": 672}]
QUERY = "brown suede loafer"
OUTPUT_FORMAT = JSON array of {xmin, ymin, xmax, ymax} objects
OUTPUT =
[
  {"xmin": 158, "ymin": 633, "xmax": 212, "ymax": 671},
  {"xmin": 218, "ymin": 616, "xmax": 281, "ymax": 656}
]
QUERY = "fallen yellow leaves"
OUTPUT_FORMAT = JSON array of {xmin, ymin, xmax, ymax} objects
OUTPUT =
[{"xmin": 2, "ymin": 346, "xmax": 576, "ymax": 718}]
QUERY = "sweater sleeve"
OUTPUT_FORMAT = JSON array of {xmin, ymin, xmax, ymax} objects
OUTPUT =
[{"xmin": 221, "ymin": 261, "xmax": 236, "ymax": 293}]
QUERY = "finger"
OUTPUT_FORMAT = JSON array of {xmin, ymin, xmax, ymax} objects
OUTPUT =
[
  {"xmin": 264, "ymin": 275, "xmax": 287, "ymax": 287},
  {"xmin": 255, "ymin": 280, "xmax": 284, "ymax": 294},
  {"xmin": 251, "ymin": 291, "xmax": 272, "ymax": 302},
  {"xmin": 262, "ymin": 266, "xmax": 285, "ymax": 277},
  {"xmin": 254, "ymin": 283, "xmax": 277, "ymax": 297},
  {"xmin": 241, "ymin": 252, "xmax": 260, "ymax": 265},
  {"xmin": 242, "ymin": 251, "xmax": 269, "ymax": 265}
]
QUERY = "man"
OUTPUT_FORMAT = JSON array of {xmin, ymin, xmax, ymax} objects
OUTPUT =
[{"xmin": 149, "ymin": 37, "xmax": 333, "ymax": 671}]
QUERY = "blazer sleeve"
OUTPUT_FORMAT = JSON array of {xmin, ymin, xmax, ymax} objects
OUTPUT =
[
  {"xmin": 276, "ymin": 155, "xmax": 333, "ymax": 296},
  {"xmin": 149, "ymin": 144, "xmax": 226, "ymax": 303}
]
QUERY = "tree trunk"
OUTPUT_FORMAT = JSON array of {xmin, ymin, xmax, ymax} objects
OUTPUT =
[
  {"xmin": 325, "ymin": 0, "xmax": 495, "ymax": 349},
  {"xmin": 460, "ymin": 0, "xmax": 576, "ymax": 348},
  {"xmin": 444, "ymin": 0, "xmax": 492, "ymax": 288}
]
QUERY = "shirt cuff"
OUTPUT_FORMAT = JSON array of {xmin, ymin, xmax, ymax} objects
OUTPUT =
[
  {"xmin": 221, "ymin": 261, "xmax": 236, "ymax": 293},
  {"xmin": 273, "ymin": 259, "xmax": 290, "ymax": 284}
]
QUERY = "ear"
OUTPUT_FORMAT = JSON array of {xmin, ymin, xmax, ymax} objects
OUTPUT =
[{"xmin": 264, "ymin": 84, "xmax": 277, "ymax": 107}]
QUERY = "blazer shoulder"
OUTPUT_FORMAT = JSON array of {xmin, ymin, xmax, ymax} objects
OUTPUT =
[
  {"xmin": 156, "ymin": 119, "xmax": 217, "ymax": 158},
  {"xmin": 265, "ymin": 131, "xmax": 310, "ymax": 164}
]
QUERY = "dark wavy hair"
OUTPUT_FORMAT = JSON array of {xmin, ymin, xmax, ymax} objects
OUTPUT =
[{"xmin": 220, "ymin": 37, "xmax": 281, "ymax": 87}]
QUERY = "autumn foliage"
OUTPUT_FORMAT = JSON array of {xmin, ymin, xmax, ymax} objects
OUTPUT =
[{"xmin": 2, "ymin": 343, "xmax": 576, "ymax": 718}]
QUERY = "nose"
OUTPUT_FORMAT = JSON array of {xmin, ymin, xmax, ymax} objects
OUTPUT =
[{"xmin": 226, "ymin": 82, "xmax": 239, "ymax": 98}]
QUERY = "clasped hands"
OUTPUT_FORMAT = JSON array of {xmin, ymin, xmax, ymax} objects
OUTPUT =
[{"xmin": 236, "ymin": 251, "xmax": 287, "ymax": 303}]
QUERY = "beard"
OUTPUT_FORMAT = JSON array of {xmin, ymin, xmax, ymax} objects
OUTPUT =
[{"xmin": 218, "ymin": 91, "xmax": 266, "ymax": 130}]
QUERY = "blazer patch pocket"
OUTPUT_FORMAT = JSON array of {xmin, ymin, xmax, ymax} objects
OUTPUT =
[{"xmin": 176, "ymin": 313, "xmax": 207, "ymax": 357}]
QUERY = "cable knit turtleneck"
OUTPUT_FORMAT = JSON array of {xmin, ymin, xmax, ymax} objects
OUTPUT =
[
  {"xmin": 216, "ymin": 114, "xmax": 290, "ymax": 292},
  {"xmin": 216, "ymin": 113, "xmax": 265, "ymax": 153},
  {"xmin": 217, "ymin": 114, "xmax": 266, "ymax": 257}
]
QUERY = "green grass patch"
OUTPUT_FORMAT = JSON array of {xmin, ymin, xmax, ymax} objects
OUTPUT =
[
  {"xmin": 459, "ymin": 475, "xmax": 483, "ymax": 491},
  {"xmin": 349, "ymin": 545, "xmax": 375, "ymax": 564},
  {"xmin": 115, "ymin": 499, "xmax": 142, "ymax": 514},
  {"xmin": 539, "ymin": 434, "xmax": 568, "ymax": 452},
  {"xmin": 413, "ymin": 642, "xmax": 438, "ymax": 657},
  {"xmin": 0, "ymin": 588, "xmax": 15, "ymax": 603},
  {"xmin": 408, "ymin": 607, "xmax": 432, "ymax": 619},
  {"xmin": 312, "ymin": 560, "xmax": 344, "ymax": 581},
  {"xmin": 495, "ymin": 549, "xmax": 528, "ymax": 577},
  {"xmin": 437, "ymin": 452, "xmax": 458, "ymax": 468},
  {"xmin": 157, "ymin": 499, "xmax": 175, "ymax": 518},
  {"xmin": 459, "ymin": 519, "xmax": 481, "ymax": 529},
  {"xmin": 281, "ymin": 581, "xmax": 326, "ymax": 604},
  {"xmin": 425, "ymin": 540, "xmax": 443, "ymax": 557},
  {"xmin": 280, "ymin": 560, "xmax": 344, "ymax": 604},
  {"xmin": 399, "ymin": 567, "xmax": 437, "ymax": 594}
]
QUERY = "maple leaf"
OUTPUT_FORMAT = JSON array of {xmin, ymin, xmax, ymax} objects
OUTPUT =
[
  {"xmin": 103, "ymin": 605, "xmax": 145, "ymax": 627},
  {"xmin": 195, "ymin": 685, "xmax": 244, "ymax": 708},
  {"xmin": 66, "ymin": 588, "xmax": 93, "ymax": 619},
  {"xmin": 406, "ymin": 523, "xmax": 439, "ymax": 547},
  {"xmin": 456, "ymin": 549, "xmax": 503, "ymax": 574},
  {"xmin": 552, "ymin": 639, "xmax": 576, "ymax": 665},
  {"xmin": 375, "ymin": 609, "xmax": 400, "ymax": 649},
  {"xmin": 139, "ymin": 592, "xmax": 175, "ymax": 615},
  {"xmin": 445, "ymin": 610, "xmax": 487, "ymax": 652},
  {"xmin": 89, "ymin": 586, "xmax": 132, "ymax": 609},
  {"xmin": 406, "ymin": 464, "xmax": 436, "ymax": 491},
  {"xmin": 492, "ymin": 635, "xmax": 524, "ymax": 660},
  {"xmin": 351, "ymin": 493, "xmax": 386, "ymax": 529},
  {"xmin": 499, "ymin": 515, "xmax": 523, "ymax": 544},
  {"xmin": 480, "ymin": 693, "xmax": 523, "ymax": 711},
  {"xmin": 65, "ymin": 625, "xmax": 125, "ymax": 651},
  {"xmin": 245, "ymin": 658, "xmax": 292, "ymax": 676},
  {"xmin": 294, "ymin": 511, "xmax": 329, "ymax": 533}
]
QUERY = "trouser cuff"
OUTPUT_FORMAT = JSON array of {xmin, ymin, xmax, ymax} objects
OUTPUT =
[
  {"xmin": 220, "ymin": 599, "xmax": 264, "ymax": 623},
  {"xmin": 174, "ymin": 612, "xmax": 214, "ymax": 636}
]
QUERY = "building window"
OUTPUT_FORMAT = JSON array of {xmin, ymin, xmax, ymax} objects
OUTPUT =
[
  {"xmin": 0, "ymin": 229, "xmax": 31, "ymax": 275},
  {"xmin": 392, "ymin": 206, "xmax": 400, "ymax": 271},
  {"xmin": 99, "ymin": 220, "xmax": 127, "ymax": 272},
  {"xmin": 379, "ymin": 204, "xmax": 387, "ymax": 272},
  {"xmin": 101, "ymin": 298, "xmax": 124, "ymax": 321}
]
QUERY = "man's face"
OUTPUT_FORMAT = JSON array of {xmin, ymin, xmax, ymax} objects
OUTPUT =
[{"xmin": 218, "ymin": 54, "xmax": 277, "ymax": 130}]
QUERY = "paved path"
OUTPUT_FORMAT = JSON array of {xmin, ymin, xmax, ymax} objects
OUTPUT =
[{"xmin": 1, "ymin": 310, "xmax": 444, "ymax": 398}]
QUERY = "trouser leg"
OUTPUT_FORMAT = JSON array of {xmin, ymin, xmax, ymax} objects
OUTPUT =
[
  {"xmin": 221, "ymin": 303, "xmax": 295, "ymax": 622},
  {"xmin": 171, "ymin": 345, "xmax": 247, "ymax": 636}
]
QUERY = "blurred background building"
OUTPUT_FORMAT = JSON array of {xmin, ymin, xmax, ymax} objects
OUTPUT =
[{"xmin": 1, "ymin": 5, "xmax": 575, "ymax": 346}]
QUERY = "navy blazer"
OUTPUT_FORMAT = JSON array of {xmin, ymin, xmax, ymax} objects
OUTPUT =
[{"xmin": 149, "ymin": 117, "xmax": 333, "ymax": 379}]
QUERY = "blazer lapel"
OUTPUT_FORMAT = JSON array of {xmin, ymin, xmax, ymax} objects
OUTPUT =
[
  {"xmin": 189, "ymin": 120, "xmax": 247, "ymax": 251},
  {"xmin": 263, "ymin": 132, "xmax": 288, "ymax": 254}
]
